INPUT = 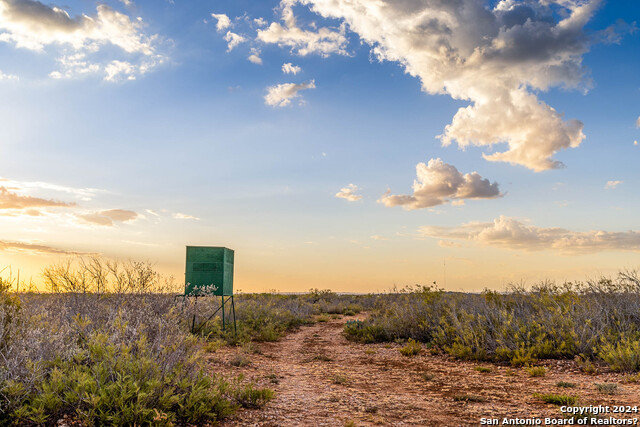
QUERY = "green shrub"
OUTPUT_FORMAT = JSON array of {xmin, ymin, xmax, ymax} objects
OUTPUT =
[
  {"xmin": 229, "ymin": 354, "xmax": 251, "ymax": 367},
  {"xmin": 233, "ymin": 383, "xmax": 274, "ymax": 408},
  {"xmin": 5, "ymin": 331, "xmax": 236, "ymax": 426},
  {"xmin": 474, "ymin": 366, "xmax": 492, "ymax": 373},
  {"xmin": 574, "ymin": 355, "xmax": 598, "ymax": 374},
  {"xmin": 595, "ymin": 383, "xmax": 619, "ymax": 395},
  {"xmin": 556, "ymin": 381, "xmax": 577, "ymax": 388},
  {"xmin": 533, "ymin": 393, "xmax": 578, "ymax": 405},
  {"xmin": 341, "ymin": 274, "xmax": 640, "ymax": 368},
  {"xmin": 399, "ymin": 338, "xmax": 422, "ymax": 357},
  {"xmin": 331, "ymin": 374, "xmax": 348, "ymax": 385},
  {"xmin": 599, "ymin": 338, "xmax": 640, "ymax": 372},
  {"xmin": 526, "ymin": 366, "xmax": 547, "ymax": 377}
]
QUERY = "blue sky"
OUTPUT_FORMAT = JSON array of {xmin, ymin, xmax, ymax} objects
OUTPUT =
[{"xmin": 0, "ymin": 0, "xmax": 639, "ymax": 292}]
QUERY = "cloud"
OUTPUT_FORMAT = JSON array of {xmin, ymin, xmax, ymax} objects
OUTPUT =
[
  {"xmin": 0, "ymin": 239, "xmax": 94, "ymax": 255},
  {"xmin": 0, "ymin": 186, "xmax": 74, "ymax": 210},
  {"xmin": 257, "ymin": 0, "xmax": 347, "ymax": 57},
  {"xmin": 370, "ymin": 235, "xmax": 389, "ymax": 240},
  {"xmin": 297, "ymin": 0, "xmax": 599, "ymax": 171},
  {"xmin": 0, "ymin": 0, "xmax": 164, "ymax": 80},
  {"xmin": 438, "ymin": 240, "xmax": 462, "ymax": 248},
  {"xmin": 211, "ymin": 13, "xmax": 231, "ymax": 31},
  {"xmin": 605, "ymin": 180, "xmax": 623, "ymax": 189},
  {"xmin": 104, "ymin": 60, "xmax": 138, "ymax": 81},
  {"xmin": 77, "ymin": 209, "xmax": 139, "ymax": 226},
  {"xmin": 282, "ymin": 62, "xmax": 301, "ymax": 74},
  {"xmin": 248, "ymin": 47, "xmax": 262, "ymax": 64},
  {"xmin": 335, "ymin": 183, "xmax": 362, "ymax": 202},
  {"xmin": 379, "ymin": 158, "xmax": 501, "ymax": 210},
  {"xmin": 636, "ymin": 116, "xmax": 640, "ymax": 128},
  {"xmin": 420, "ymin": 215, "xmax": 640, "ymax": 254},
  {"xmin": 0, "ymin": 69, "xmax": 17, "ymax": 80},
  {"xmin": 0, "ymin": 177, "xmax": 98, "ymax": 200},
  {"xmin": 224, "ymin": 31, "xmax": 246, "ymax": 51},
  {"xmin": 173, "ymin": 212, "xmax": 200, "ymax": 220},
  {"xmin": 264, "ymin": 80, "xmax": 315, "ymax": 107},
  {"xmin": 254, "ymin": 17, "xmax": 267, "ymax": 27}
]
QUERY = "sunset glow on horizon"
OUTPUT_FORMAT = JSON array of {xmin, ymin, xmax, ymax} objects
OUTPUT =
[{"xmin": 1, "ymin": 0, "xmax": 639, "ymax": 293}]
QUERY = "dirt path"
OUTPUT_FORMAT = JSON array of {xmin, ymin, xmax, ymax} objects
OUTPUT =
[{"xmin": 211, "ymin": 314, "xmax": 640, "ymax": 426}]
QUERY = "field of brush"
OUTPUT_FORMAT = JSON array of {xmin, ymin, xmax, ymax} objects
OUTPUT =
[{"xmin": 2, "ymin": 259, "xmax": 640, "ymax": 425}]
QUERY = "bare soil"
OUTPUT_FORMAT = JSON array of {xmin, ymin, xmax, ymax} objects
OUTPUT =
[{"xmin": 211, "ymin": 314, "xmax": 640, "ymax": 426}]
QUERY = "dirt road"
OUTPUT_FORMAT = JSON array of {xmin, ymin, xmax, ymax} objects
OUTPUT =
[{"xmin": 212, "ymin": 315, "xmax": 640, "ymax": 426}]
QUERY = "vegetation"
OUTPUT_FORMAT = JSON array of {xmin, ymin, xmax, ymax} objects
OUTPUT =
[
  {"xmin": 0, "ymin": 259, "xmax": 280, "ymax": 426},
  {"xmin": 526, "ymin": 366, "xmax": 547, "ymax": 377},
  {"xmin": 399, "ymin": 338, "xmax": 422, "ymax": 357},
  {"xmin": 533, "ymin": 393, "xmax": 578, "ymax": 406},
  {"xmin": 4, "ymin": 258, "xmax": 640, "ymax": 424},
  {"xmin": 344, "ymin": 274, "xmax": 640, "ymax": 371},
  {"xmin": 0, "ymin": 257, "xmax": 380, "ymax": 425},
  {"xmin": 453, "ymin": 394, "xmax": 487, "ymax": 403},
  {"xmin": 556, "ymin": 381, "xmax": 577, "ymax": 388},
  {"xmin": 594, "ymin": 383, "xmax": 619, "ymax": 395}
]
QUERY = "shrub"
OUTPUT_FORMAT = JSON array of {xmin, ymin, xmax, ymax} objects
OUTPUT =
[
  {"xmin": 595, "ymin": 383, "xmax": 619, "ymax": 395},
  {"xmin": 233, "ymin": 383, "xmax": 275, "ymax": 408},
  {"xmin": 229, "ymin": 354, "xmax": 251, "ymax": 367},
  {"xmin": 599, "ymin": 338, "xmax": 640, "ymax": 372},
  {"xmin": 420, "ymin": 372, "xmax": 435, "ymax": 381},
  {"xmin": 342, "ymin": 274, "xmax": 640, "ymax": 368},
  {"xmin": 533, "ymin": 393, "xmax": 578, "ymax": 405},
  {"xmin": 3, "ymin": 329, "xmax": 236, "ymax": 426},
  {"xmin": 399, "ymin": 338, "xmax": 422, "ymax": 357},
  {"xmin": 474, "ymin": 366, "xmax": 492, "ymax": 373},
  {"xmin": 574, "ymin": 355, "xmax": 598, "ymax": 374},
  {"xmin": 526, "ymin": 366, "xmax": 547, "ymax": 377},
  {"xmin": 453, "ymin": 394, "xmax": 487, "ymax": 403},
  {"xmin": 0, "ymin": 265, "xmax": 239, "ymax": 425},
  {"xmin": 556, "ymin": 381, "xmax": 577, "ymax": 388},
  {"xmin": 331, "ymin": 374, "xmax": 348, "ymax": 385}
]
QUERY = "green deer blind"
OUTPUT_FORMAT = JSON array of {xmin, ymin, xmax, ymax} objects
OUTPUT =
[{"xmin": 184, "ymin": 246, "xmax": 234, "ymax": 296}]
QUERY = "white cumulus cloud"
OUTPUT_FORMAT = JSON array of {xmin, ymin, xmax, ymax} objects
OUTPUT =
[
  {"xmin": 0, "ymin": 0, "xmax": 164, "ymax": 80},
  {"xmin": 264, "ymin": 80, "xmax": 315, "ymax": 107},
  {"xmin": 420, "ymin": 216, "xmax": 640, "ymax": 254},
  {"xmin": 257, "ymin": 0, "xmax": 347, "ymax": 57},
  {"xmin": 379, "ymin": 158, "xmax": 501, "ymax": 210},
  {"xmin": 248, "ymin": 47, "xmax": 262, "ymax": 64},
  {"xmin": 296, "ymin": 0, "xmax": 598, "ymax": 171},
  {"xmin": 282, "ymin": 62, "xmax": 301, "ymax": 74},
  {"xmin": 223, "ymin": 31, "xmax": 246, "ymax": 51},
  {"xmin": 211, "ymin": 13, "xmax": 231, "ymax": 31},
  {"xmin": 335, "ymin": 184, "xmax": 362, "ymax": 202}
]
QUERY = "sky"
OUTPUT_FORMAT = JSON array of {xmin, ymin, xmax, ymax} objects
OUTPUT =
[{"xmin": 0, "ymin": 0, "xmax": 639, "ymax": 293}]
